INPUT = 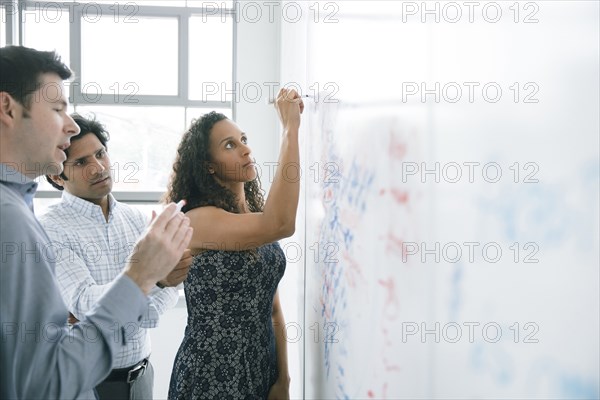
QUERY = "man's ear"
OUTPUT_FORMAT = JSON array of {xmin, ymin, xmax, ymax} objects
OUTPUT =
[
  {"xmin": 0, "ymin": 92, "xmax": 19, "ymax": 126},
  {"xmin": 48, "ymin": 174, "xmax": 65, "ymax": 188}
]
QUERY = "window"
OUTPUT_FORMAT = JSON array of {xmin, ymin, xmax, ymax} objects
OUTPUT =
[
  {"xmin": 0, "ymin": 7, "xmax": 7, "ymax": 47},
  {"xmin": 189, "ymin": 15, "xmax": 233, "ymax": 101},
  {"xmin": 2, "ymin": 0, "xmax": 236, "ymax": 203},
  {"xmin": 81, "ymin": 16, "xmax": 179, "ymax": 96}
]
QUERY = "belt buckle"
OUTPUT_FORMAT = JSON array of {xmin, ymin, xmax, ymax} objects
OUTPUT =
[{"xmin": 126, "ymin": 359, "xmax": 147, "ymax": 384}]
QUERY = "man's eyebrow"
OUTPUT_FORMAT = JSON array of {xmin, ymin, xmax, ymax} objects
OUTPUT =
[{"xmin": 67, "ymin": 147, "xmax": 105, "ymax": 164}]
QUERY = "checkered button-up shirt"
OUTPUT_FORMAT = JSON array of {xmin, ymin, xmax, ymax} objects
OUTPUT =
[{"xmin": 39, "ymin": 191, "xmax": 179, "ymax": 368}]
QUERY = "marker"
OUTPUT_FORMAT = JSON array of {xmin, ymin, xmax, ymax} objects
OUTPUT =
[
  {"xmin": 161, "ymin": 200, "xmax": 186, "ymax": 221},
  {"xmin": 175, "ymin": 199, "xmax": 186, "ymax": 213},
  {"xmin": 268, "ymin": 94, "xmax": 313, "ymax": 104}
]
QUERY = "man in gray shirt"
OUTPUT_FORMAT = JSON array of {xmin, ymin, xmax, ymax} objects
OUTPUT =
[{"xmin": 0, "ymin": 46, "xmax": 193, "ymax": 399}]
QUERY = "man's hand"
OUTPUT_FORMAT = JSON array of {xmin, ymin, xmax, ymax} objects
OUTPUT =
[
  {"xmin": 124, "ymin": 203, "xmax": 193, "ymax": 294},
  {"xmin": 157, "ymin": 249, "xmax": 192, "ymax": 288}
]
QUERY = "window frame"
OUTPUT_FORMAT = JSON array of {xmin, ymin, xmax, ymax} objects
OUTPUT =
[{"xmin": 2, "ymin": 0, "xmax": 237, "ymax": 203}]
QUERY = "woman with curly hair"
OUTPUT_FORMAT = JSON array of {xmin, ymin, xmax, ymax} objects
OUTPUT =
[{"xmin": 166, "ymin": 88, "xmax": 303, "ymax": 400}]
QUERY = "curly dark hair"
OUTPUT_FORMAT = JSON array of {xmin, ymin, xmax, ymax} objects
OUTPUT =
[{"xmin": 164, "ymin": 111, "xmax": 265, "ymax": 214}]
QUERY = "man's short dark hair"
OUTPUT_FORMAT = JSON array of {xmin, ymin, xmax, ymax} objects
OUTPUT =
[
  {"xmin": 0, "ymin": 46, "xmax": 72, "ymax": 108},
  {"xmin": 46, "ymin": 113, "xmax": 111, "ymax": 191}
]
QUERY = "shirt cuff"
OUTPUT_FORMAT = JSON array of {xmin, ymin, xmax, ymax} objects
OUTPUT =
[{"xmin": 95, "ymin": 273, "xmax": 148, "ymax": 327}]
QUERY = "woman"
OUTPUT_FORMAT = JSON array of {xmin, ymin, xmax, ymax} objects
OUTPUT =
[{"xmin": 166, "ymin": 88, "xmax": 303, "ymax": 399}]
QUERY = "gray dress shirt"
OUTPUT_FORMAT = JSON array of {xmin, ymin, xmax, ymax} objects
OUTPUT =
[{"xmin": 0, "ymin": 163, "xmax": 149, "ymax": 399}]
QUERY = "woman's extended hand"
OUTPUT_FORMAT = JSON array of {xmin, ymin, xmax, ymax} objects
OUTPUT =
[{"xmin": 275, "ymin": 88, "xmax": 303, "ymax": 131}]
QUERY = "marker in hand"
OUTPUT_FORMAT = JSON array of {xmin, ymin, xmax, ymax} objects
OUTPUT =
[
  {"xmin": 173, "ymin": 200, "xmax": 185, "ymax": 215},
  {"xmin": 175, "ymin": 199, "xmax": 186, "ymax": 213},
  {"xmin": 267, "ymin": 94, "xmax": 313, "ymax": 104},
  {"xmin": 164, "ymin": 200, "xmax": 186, "ymax": 219},
  {"xmin": 168, "ymin": 200, "xmax": 186, "ymax": 219},
  {"xmin": 150, "ymin": 200, "xmax": 187, "ymax": 225}
]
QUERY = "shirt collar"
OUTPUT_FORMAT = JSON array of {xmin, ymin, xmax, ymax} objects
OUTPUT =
[
  {"xmin": 0, "ymin": 163, "xmax": 38, "ymax": 211},
  {"xmin": 60, "ymin": 190, "xmax": 117, "ymax": 223}
]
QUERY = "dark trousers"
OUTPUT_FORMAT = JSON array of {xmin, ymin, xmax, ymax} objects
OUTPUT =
[{"xmin": 95, "ymin": 359, "xmax": 154, "ymax": 400}]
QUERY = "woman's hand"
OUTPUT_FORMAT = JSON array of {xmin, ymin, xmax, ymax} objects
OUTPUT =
[{"xmin": 275, "ymin": 88, "xmax": 303, "ymax": 131}]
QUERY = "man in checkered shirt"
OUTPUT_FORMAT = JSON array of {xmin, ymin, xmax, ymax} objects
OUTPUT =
[{"xmin": 39, "ymin": 113, "xmax": 192, "ymax": 400}]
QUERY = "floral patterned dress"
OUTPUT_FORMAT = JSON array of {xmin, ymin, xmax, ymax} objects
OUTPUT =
[{"xmin": 168, "ymin": 242, "xmax": 286, "ymax": 400}]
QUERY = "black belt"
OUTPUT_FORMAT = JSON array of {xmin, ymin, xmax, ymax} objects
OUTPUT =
[{"xmin": 104, "ymin": 358, "xmax": 148, "ymax": 384}]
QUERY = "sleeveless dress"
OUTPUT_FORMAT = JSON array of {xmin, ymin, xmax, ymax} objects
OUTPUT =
[{"xmin": 168, "ymin": 242, "xmax": 286, "ymax": 400}]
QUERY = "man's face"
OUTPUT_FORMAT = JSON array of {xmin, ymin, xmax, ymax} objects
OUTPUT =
[
  {"xmin": 14, "ymin": 73, "xmax": 79, "ymax": 177},
  {"xmin": 58, "ymin": 133, "xmax": 113, "ymax": 205}
]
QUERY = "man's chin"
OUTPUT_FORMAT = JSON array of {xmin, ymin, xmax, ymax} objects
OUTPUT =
[{"xmin": 45, "ymin": 162, "xmax": 64, "ymax": 176}]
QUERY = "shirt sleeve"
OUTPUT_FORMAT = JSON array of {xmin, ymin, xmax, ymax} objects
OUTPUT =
[
  {"xmin": 131, "ymin": 206, "xmax": 181, "ymax": 328},
  {"xmin": 0, "ymin": 201, "xmax": 149, "ymax": 400},
  {"xmin": 141, "ymin": 286, "xmax": 180, "ymax": 328}
]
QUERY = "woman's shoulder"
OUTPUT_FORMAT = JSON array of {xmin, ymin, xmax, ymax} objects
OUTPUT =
[
  {"xmin": 185, "ymin": 204, "xmax": 219, "ymax": 214},
  {"xmin": 184, "ymin": 205, "xmax": 222, "ymax": 222},
  {"xmin": 185, "ymin": 204, "xmax": 227, "ymax": 218}
]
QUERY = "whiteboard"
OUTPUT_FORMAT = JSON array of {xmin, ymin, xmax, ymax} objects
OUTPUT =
[{"xmin": 280, "ymin": 1, "xmax": 599, "ymax": 399}]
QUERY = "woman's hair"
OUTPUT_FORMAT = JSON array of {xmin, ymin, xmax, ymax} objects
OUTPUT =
[{"xmin": 164, "ymin": 111, "xmax": 265, "ymax": 214}]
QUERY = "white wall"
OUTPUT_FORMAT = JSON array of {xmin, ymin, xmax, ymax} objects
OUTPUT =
[
  {"xmin": 148, "ymin": 301, "xmax": 187, "ymax": 399},
  {"xmin": 234, "ymin": 2, "xmax": 281, "ymax": 192}
]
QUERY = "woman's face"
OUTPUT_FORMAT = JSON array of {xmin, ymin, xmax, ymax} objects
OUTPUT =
[{"xmin": 208, "ymin": 119, "xmax": 257, "ymax": 184}]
